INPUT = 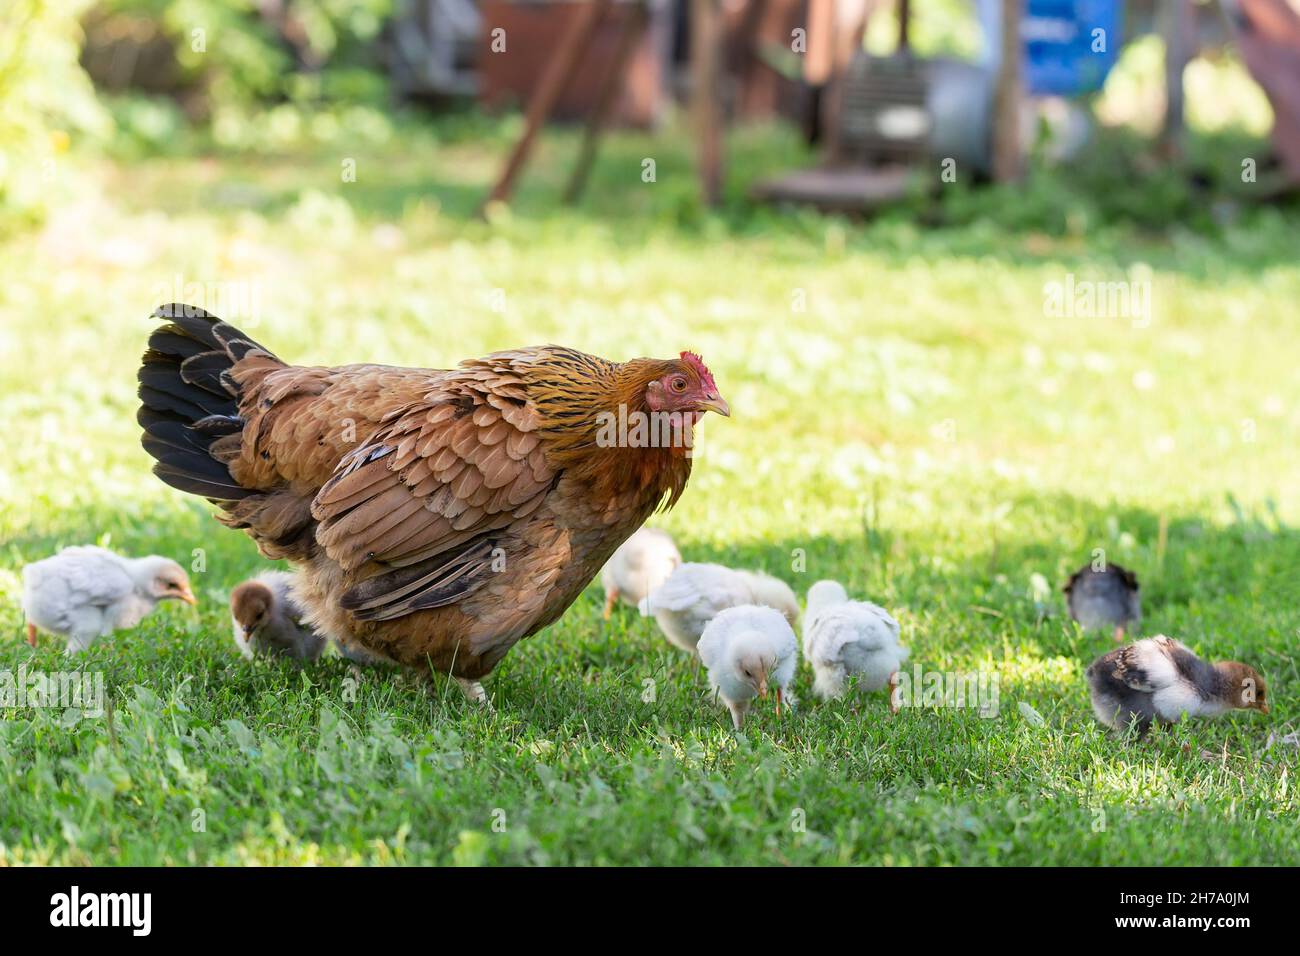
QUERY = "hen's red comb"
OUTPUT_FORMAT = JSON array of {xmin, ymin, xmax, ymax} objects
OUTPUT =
[{"xmin": 680, "ymin": 351, "xmax": 717, "ymax": 390}]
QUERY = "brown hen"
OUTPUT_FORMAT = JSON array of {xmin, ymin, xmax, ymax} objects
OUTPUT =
[{"xmin": 137, "ymin": 304, "xmax": 728, "ymax": 700}]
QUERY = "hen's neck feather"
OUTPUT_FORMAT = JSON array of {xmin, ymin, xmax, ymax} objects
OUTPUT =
[{"xmin": 523, "ymin": 348, "xmax": 694, "ymax": 511}]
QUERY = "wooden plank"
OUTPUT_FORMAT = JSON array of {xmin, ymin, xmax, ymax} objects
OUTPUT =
[
  {"xmin": 991, "ymin": 0, "xmax": 1023, "ymax": 183},
  {"xmin": 751, "ymin": 164, "xmax": 913, "ymax": 213},
  {"xmin": 1159, "ymin": 0, "xmax": 1193, "ymax": 159},
  {"xmin": 692, "ymin": 0, "xmax": 726, "ymax": 206}
]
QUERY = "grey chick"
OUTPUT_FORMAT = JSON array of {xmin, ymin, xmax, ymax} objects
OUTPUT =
[
  {"xmin": 1064, "ymin": 562, "xmax": 1140, "ymax": 641},
  {"xmin": 230, "ymin": 571, "xmax": 326, "ymax": 661},
  {"xmin": 1086, "ymin": 635, "xmax": 1268, "ymax": 736}
]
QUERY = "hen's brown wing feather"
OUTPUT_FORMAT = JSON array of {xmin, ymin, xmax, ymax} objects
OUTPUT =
[{"xmin": 307, "ymin": 363, "xmax": 558, "ymax": 620}]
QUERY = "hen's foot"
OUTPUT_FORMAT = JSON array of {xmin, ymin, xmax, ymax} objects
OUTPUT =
[{"xmin": 455, "ymin": 677, "xmax": 493, "ymax": 711}]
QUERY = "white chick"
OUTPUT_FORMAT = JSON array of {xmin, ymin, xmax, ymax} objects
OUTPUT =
[
  {"xmin": 639, "ymin": 562, "xmax": 799, "ymax": 654},
  {"xmin": 803, "ymin": 580, "xmax": 908, "ymax": 710},
  {"xmin": 600, "ymin": 527, "xmax": 681, "ymax": 619},
  {"xmin": 230, "ymin": 571, "xmax": 326, "ymax": 661},
  {"xmin": 697, "ymin": 604, "xmax": 799, "ymax": 729},
  {"xmin": 737, "ymin": 570, "xmax": 801, "ymax": 626},
  {"xmin": 21, "ymin": 546, "xmax": 196, "ymax": 654}
]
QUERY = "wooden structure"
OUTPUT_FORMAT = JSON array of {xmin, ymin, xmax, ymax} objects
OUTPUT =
[
  {"xmin": 1224, "ymin": 0, "xmax": 1300, "ymax": 184},
  {"xmin": 754, "ymin": 0, "xmax": 1025, "ymax": 213},
  {"xmin": 482, "ymin": 0, "xmax": 733, "ymax": 210},
  {"xmin": 479, "ymin": 0, "xmax": 668, "ymax": 126},
  {"xmin": 481, "ymin": 0, "xmax": 1300, "ymax": 214}
]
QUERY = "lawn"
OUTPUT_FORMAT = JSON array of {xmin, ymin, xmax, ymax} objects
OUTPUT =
[{"xmin": 1, "ymin": 118, "xmax": 1298, "ymax": 865}]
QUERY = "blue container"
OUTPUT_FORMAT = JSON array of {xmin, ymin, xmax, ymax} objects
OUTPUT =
[{"xmin": 1021, "ymin": 0, "xmax": 1124, "ymax": 95}]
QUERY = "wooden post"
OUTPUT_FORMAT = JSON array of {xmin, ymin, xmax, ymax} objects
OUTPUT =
[
  {"xmin": 692, "ymin": 0, "xmax": 725, "ymax": 206},
  {"xmin": 991, "ymin": 0, "xmax": 1023, "ymax": 183},
  {"xmin": 1159, "ymin": 0, "xmax": 1193, "ymax": 160},
  {"xmin": 564, "ymin": 2, "xmax": 650, "ymax": 204},
  {"xmin": 480, "ymin": 0, "xmax": 612, "ymax": 212}
]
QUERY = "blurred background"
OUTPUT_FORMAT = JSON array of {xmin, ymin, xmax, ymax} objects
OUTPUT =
[
  {"xmin": 2, "ymin": 0, "xmax": 1297, "ymax": 232},
  {"xmin": 2, "ymin": 0, "xmax": 1299, "ymax": 549}
]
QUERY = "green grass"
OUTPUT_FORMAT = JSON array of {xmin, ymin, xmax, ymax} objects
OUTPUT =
[{"xmin": 2, "ymin": 118, "xmax": 1299, "ymax": 865}]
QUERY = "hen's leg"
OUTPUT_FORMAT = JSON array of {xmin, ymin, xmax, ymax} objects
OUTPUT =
[
  {"xmin": 455, "ymin": 677, "xmax": 494, "ymax": 711},
  {"xmin": 26, "ymin": 622, "xmax": 37, "ymax": 647},
  {"xmin": 602, "ymin": 590, "xmax": 618, "ymax": 621}
]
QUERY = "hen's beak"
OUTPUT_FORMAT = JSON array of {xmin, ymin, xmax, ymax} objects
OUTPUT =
[{"xmin": 696, "ymin": 393, "xmax": 730, "ymax": 417}]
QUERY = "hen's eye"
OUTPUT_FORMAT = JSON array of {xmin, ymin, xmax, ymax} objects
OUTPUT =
[{"xmin": 670, "ymin": 377, "xmax": 687, "ymax": 393}]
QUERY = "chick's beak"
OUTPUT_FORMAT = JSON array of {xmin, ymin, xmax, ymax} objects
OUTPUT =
[
  {"xmin": 1259, "ymin": 703, "xmax": 1270, "ymax": 714},
  {"xmin": 757, "ymin": 676, "xmax": 768, "ymax": 699},
  {"xmin": 179, "ymin": 587, "xmax": 197, "ymax": 606},
  {"xmin": 696, "ymin": 392, "xmax": 730, "ymax": 417}
]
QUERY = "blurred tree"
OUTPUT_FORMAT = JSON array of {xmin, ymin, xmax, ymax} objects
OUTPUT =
[
  {"xmin": 0, "ymin": 0, "xmax": 110, "ymax": 230},
  {"xmin": 81, "ymin": 0, "xmax": 393, "ymax": 114}
]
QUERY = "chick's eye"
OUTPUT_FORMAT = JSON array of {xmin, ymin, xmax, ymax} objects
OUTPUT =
[{"xmin": 670, "ymin": 377, "xmax": 687, "ymax": 393}]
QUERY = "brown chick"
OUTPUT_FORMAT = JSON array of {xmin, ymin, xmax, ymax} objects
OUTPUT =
[
  {"xmin": 229, "ymin": 570, "xmax": 325, "ymax": 661},
  {"xmin": 138, "ymin": 304, "xmax": 729, "ymax": 704}
]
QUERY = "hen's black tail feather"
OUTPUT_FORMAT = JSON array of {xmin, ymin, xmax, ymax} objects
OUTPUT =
[{"xmin": 137, "ymin": 303, "xmax": 277, "ymax": 502}]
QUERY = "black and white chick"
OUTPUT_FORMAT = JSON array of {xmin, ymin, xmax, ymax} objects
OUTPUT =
[
  {"xmin": 1086, "ymin": 635, "xmax": 1268, "ymax": 735},
  {"xmin": 1064, "ymin": 562, "xmax": 1141, "ymax": 640}
]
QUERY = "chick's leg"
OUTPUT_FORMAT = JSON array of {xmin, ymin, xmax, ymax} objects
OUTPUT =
[
  {"xmin": 64, "ymin": 631, "xmax": 97, "ymax": 655},
  {"xmin": 812, "ymin": 662, "xmax": 847, "ymax": 701},
  {"xmin": 455, "ymin": 677, "xmax": 494, "ymax": 711},
  {"xmin": 602, "ymin": 590, "xmax": 618, "ymax": 621},
  {"xmin": 888, "ymin": 671, "xmax": 902, "ymax": 714},
  {"xmin": 726, "ymin": 699, "xmax": 750, "ymax": 730},
  {"xmin": 1113, "ymin": 625, "xmax": 1126, "ymax": 643},
  {"xmin": 26, "ymin": 622, "xmax": 37, "ymax": 647}
]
